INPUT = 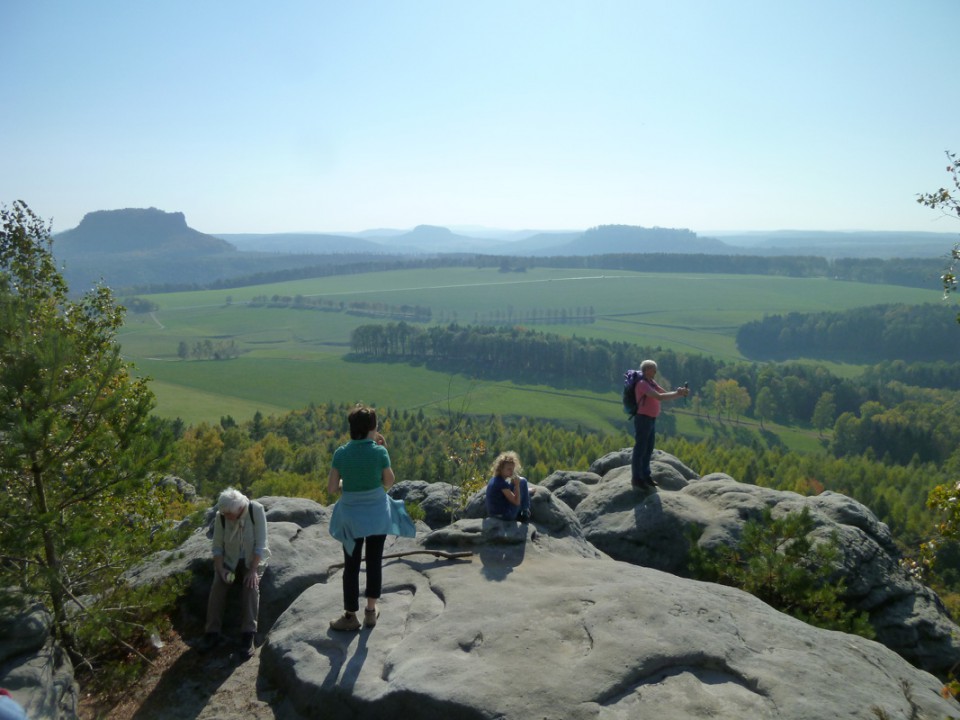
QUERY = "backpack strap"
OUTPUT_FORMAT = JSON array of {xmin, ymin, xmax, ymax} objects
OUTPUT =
[
  {"xmin": 219, "ymin": 501, "xmax": 255, "ymax": 528},
  {"xmin": 636, "ymin": 376, "xmax": 648, "ymax": 408}
]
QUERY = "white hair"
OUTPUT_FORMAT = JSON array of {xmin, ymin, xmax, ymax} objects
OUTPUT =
[
  {"xmin": 217, "ymin": 487, "xmax": 248, "ymax": 515},
  {"xmin": 640, "ymin": 359, "xmax": 658, "ymax": 374}
]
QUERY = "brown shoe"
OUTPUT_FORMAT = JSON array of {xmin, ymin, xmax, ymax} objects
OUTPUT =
[
  {"xmin": 363, "ymin": 607, "xmax": 380, "ymax": 628},
  {"xmin": 329, "ymin": 612, "xmax": 361, "ymax": 631}
]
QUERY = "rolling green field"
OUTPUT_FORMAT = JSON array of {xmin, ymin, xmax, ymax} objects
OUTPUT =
[{"xmin": 120, "ymin": 266, "xmax": 943, "ymax": 430}]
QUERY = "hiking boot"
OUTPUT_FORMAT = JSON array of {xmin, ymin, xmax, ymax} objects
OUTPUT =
[
  {"xmin": 363, "ymin": 607, "xmax": 380, "ymax": 628},
  {"xmin": 239, "ymin": 632, "xmax": 255, "ymax": 659},
  {"xmin": 647, "ymin": 477, "xmax": 659, "ymax": 487},
  {"xmin": 196, "ymin": 632, "xmax": 221, "ymax": 653},
  {"xmin": 518, "ymin": 509, "xmax": 531, "ymax": 523},
  {"xmin": 330, "ymin": 612, "xmax": 361, "ymax": 631}
]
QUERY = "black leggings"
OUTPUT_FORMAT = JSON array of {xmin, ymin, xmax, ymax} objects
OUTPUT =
[{"xmin": 342, "ymin": 534, "xmax": 386, "ymax": 612}]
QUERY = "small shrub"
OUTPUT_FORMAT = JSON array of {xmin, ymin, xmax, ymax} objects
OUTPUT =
[
  {"xmin": 405, "ymin": 501, "xmax": 426, "ymax": 523},
  {"xmin": 688, "ymin": 507, "xmax": 875, "ymax": 638},
  {"xmin": 73, "ymin": 573, "xmax": 190, "ymax": 696}
]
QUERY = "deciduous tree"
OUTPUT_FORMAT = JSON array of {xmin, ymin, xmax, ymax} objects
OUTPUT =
[{"xmin": 917, "ymin": 150, "xmax": 960, "ymax": 297}]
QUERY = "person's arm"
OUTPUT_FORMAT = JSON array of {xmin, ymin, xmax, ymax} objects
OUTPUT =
[
  {"xmin": 213, "ymin": 553, "xmax": 227, "ymax": 582},
  {"xmin": 249, "ymin": 502, "xmax": 269, "ymax": 574},
  {"xmin": 382, "ymin": 466, "xmax": 396, "ymax": 489},
  {"xmin": 643, "ymin": 381, "xmax": 689, "ymax": 402},
  {"xmin": 653, "ymin": 387, "xmax": 688, "ymax": 401},
  {"xmin": 211, "ymin": 511, "xmax": 229, "ymax": 582},
  {"xmin": 327, "ymin": 467, "xmax": 342, "ymax": 496},
  {"xmin": 500, "ymin": 477, "xmax": 522, "ymax": 506}
]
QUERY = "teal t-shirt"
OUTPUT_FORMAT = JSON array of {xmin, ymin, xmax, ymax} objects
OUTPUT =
[{"xmin": 332, "ymin": 439, "xmax": 391, "ymax": 492}]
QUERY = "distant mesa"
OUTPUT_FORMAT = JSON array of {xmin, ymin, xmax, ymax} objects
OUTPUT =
[
  {"xmin": 555, "ymin": 224, "xmax": 731, "ymax": 255},
  {"xmin": 55, "ymin": 207, "xmax": 235, "ymax": 256},
  {"xmin": 406, "ymin": 224, "xmax": 457, "ymax": 239}
]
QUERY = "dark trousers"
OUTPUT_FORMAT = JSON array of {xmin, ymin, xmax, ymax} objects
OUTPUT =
[
  {"xmin": 632, "ymin": 414, "xmax": 657, "ymax": 482},
  {"xmin": 342, "ymin": 534, "xmax": 386, "ymax": 612},
  {"xmin": 490, "ymin": 478, "xmax": 531, "ymax": 520}
]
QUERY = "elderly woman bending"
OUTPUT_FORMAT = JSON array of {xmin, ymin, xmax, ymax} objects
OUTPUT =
[{"xmin": 199, "ymin": 487, "xmax": 269, "ymax": 658}]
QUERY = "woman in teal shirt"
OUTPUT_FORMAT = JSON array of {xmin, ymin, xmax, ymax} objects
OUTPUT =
[{"xmin": 327, "ymin": 404, "xmax": 415, "ymax": 631}]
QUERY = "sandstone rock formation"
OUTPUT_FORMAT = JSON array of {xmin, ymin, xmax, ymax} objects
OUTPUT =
[
  {"xmin": 4, "ymin": 452, "xmax": 960, "ymax": 719},
  {"xmin": 567, "ymin": 448, "xmax": 960, "ymax": 677}
]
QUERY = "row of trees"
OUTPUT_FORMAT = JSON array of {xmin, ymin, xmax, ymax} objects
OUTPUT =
[
  {"xmin": 177, "ymin": 339, "xmax": 240, "ymax": 360},
  {"xmin": 123, "ymin": 248, "xmax": 945, "ymax": 298},
  {"xmin": 246, "ymin": 294, "xmax": 434, "ymax": 322},
  {"xmin": 472, "ymin": 307, "xmax": 595, "ymax": 325},
  {"xmin": 736, "ymin": 303, "xmax": 960, "ymax": 362},
  {"xmin": 509, "ymin": 253, "xmax": 945, "ymax": 290},
  {"xmin": 347, "ymin": 321, "xmax": 960, "ymax": 470},
  {"xmin": 349, "ymin": 322, "xmax": 721, "ymax": 391},
  {"xmin": 347, "ymin": 323, "xmax": 860, "ymax": 424}
]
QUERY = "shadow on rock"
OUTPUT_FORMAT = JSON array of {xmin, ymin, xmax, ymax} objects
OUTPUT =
[
  {"xmin": 478, "ymin": 540, "xmax": 526, "ymax": 581},
  {"xmin": 130, "ymin": 643, "xmax": 245, "ymax": 720}
]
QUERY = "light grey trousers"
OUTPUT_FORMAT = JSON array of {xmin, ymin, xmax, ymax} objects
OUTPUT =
[{"xmin": 204, "ymin": 559, "xmax": 261, "ymax": 634}]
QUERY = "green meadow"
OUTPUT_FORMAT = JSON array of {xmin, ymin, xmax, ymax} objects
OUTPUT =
[{"xmin": 120, "ymin": 266, "xmax": 942, "ymax": 430}]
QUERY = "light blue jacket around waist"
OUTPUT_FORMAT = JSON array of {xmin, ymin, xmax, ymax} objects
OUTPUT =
[{"xmin": 329, "ymin": 486, "xmax": 416, "ymax": 550}]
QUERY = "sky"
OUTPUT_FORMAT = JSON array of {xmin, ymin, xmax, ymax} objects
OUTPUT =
[{"xmin": 2, "ymin": 0, "xmax": 959, "ymax": 236}]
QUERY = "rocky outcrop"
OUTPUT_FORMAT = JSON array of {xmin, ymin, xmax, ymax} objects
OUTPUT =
[
  {"xmin": 0, "ymin": 604, "xmax": 77, "ymax": 720},
  {"xmin": 389, "ymin": 480, "xmax": 462, "ymax": 529},
  {"xmin": 569, "ymin": 449, "xmax": 960, "ymax": 677},
  {"xmin": 160, "ymin": 496, "xmax": 956, "ymax": 719},
  {"xmin": 6, "ymin": 452, "xmax": 960, "ymax": 719}
]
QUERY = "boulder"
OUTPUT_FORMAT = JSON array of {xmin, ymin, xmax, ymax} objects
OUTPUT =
[
  {"xmin": 254, "ymin": 510, "xmax": 959, "ymax": 720},
  {"xmin": 0, "ymin": 605, "xmax": 77, "ymax": 720},
  {"xmin": 389, "ymin": 481, "xmax": 462, "ymax": 528},
  {"xmin": 566, "ymin": 454, "xmax": 960, "ymax": 677}
]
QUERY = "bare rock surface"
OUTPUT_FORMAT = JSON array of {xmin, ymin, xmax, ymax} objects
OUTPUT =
[
  {"xmin": 256, "ymin": 512, "xmax": 958, "ymax": 720},
  {"xmin": 8, "ymin": 459, "xmax": 960, "ymax": 719},
  {"xmin": 572, "ymin": 451, "xmax": 960, "ymax": 677}
]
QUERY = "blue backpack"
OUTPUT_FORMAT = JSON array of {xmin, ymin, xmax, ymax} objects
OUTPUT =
[{"xmin": 622, "ymin": 370, "xmax": 646, "ymax": 416}]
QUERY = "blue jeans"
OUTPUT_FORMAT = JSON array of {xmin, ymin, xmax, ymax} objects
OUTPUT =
[
  {"xmin": 490, "ymin": 479, "xmax": 531, "ymax": 521},
  {"xmin": 632, "ymin": 414, "xmax": 656, "ymax": 482}
]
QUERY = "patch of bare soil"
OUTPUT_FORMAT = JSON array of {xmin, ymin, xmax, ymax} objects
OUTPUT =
[{"xmin": 78, "ymin": 630, "xmax": 289, "ymax": 720}]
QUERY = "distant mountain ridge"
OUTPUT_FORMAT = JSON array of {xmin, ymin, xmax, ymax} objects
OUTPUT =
[{"xmin": 47, "ymin": 206, "xmax": 959, "ymax": 293}]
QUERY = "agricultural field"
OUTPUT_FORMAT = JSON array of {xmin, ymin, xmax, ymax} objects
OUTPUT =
[{"xmin": 120, "ymin": 265, "xmax": 942, "ymax": 430}]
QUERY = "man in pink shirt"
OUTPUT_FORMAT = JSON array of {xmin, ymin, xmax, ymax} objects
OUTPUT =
[{"xmin": 631, "ymin": 359, "xmax": 689, "ymax": 489}]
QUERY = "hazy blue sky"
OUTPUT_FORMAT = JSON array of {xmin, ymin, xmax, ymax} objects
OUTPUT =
[{"xmin": 3, "ymin": 1, "xmax": 958, "ymax": 235}]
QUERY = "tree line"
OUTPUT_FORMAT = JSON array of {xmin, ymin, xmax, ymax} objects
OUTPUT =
[
  {"xmin": 349, "ymin": 322, "xmax": 720, "ymax": 392},
  {"xmin": 248, "ymin": 294, "xmax": 433, "ymax": 322},
  {"xmin": 737, "ymin": 303, "xmax": 960, "ymax": 362},
  {"xmin": 177, "ymin": 339, "xmax": 240, "ymax": 360},
  {"xmin": 121, "ymin": 251, "xmax": 947, "ymax": 296},
  {"xmin": 348, "ymin": 321, "xmax": 960, "ymax": 471}
]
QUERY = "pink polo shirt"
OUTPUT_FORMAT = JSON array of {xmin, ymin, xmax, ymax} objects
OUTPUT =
[{"xmin": 635, "ymin": 377, "xmax": 664, "ymax": 417}]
